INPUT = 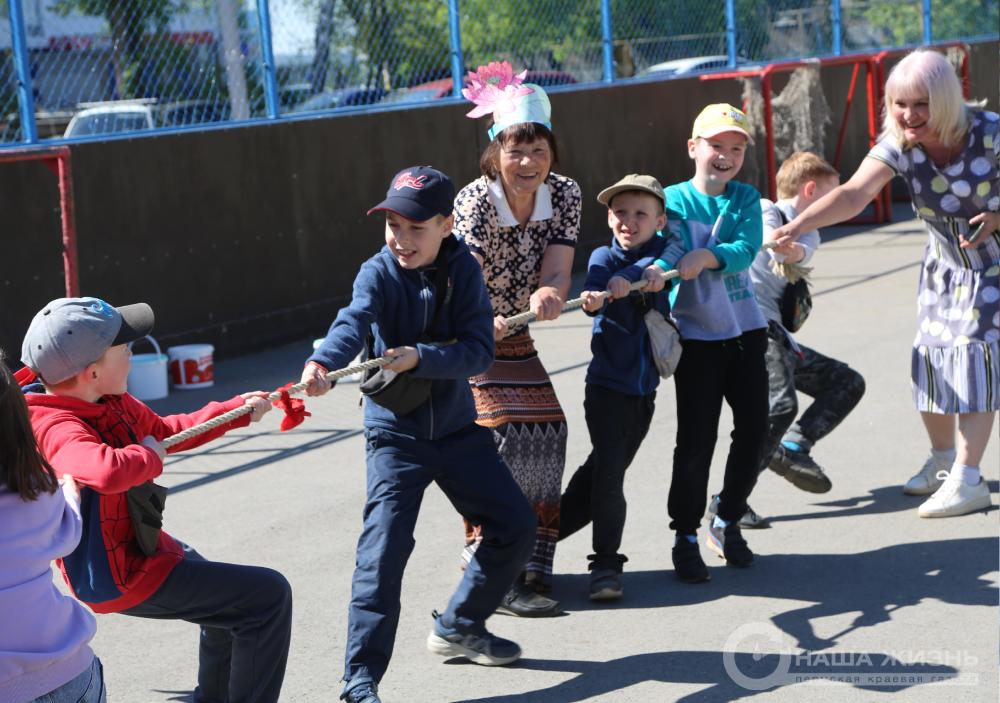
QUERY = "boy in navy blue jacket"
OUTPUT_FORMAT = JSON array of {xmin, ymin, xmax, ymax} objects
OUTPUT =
[
  {"xmin": 558, "ymin": 174, "xmax": 670, "ymax": 602},
  {"xmin": 300, "ymin": 167, "xmax": 536, "ymax": 703}
]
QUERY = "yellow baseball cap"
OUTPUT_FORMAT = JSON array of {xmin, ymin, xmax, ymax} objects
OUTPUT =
[{"xmin": 691, "ymin": 103, "xmax": 754, "ymax": 145}]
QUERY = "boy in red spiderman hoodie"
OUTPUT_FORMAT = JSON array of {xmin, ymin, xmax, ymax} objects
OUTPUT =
[{"xmin": 19, "ymin": 297, "xmax": 292, "ymax": 703}]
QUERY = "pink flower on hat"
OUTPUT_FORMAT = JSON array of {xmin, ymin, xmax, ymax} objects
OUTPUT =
[{"xmin": 462, "ymin": 61, "xmax": 534, "ymax": 119}]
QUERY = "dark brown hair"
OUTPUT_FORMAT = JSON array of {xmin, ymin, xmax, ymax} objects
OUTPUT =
[
  {"xmin": 479, "ymin": 122, "xmax": 560, "ymax": 179},
  {"xmin": 0, "ymin": 350, "xmax": 58, "ymax": 500}
]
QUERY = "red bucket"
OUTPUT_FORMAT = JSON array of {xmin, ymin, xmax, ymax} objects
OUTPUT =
[{"xmin": 167, "ymin": 344, "xmax": 214, "ymax": 389}]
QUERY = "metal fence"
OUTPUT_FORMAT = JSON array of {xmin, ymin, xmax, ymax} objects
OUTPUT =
[{"xmin": 0, "ymin": 0, "xmax": 996, "ymax": 146}]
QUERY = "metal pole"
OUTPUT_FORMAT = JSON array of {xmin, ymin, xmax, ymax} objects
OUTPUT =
[
  {"xmin": 922, "ymin": 0, "xmax": 932, "ymax": 45},
  {"xmin": 831, "ymin": 0, "xmax": 842, "ymax": 57},
  {"xmin": 447, "ymin": 0, "xmax": 464, "ymax": 97},
  {"xmin": 8, "ymin": 0, "xmax": 38, "ymax": 143},
  {"xmin": 725, "ymin": 0, "xmax": 737, "ymax": 68},
  {"xmin": 56, "ymin": 150, "xmax": 80, "ymax": 297},
  {"xmin": 600, "ymin": 0, "xmax": 614, "ymax": 82},
  {"xmin": 255, "ymin": 0, "xmax": 281, "ymax": 118}
]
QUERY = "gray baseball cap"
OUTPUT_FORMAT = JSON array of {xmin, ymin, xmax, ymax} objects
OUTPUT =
[
  {"xmin": 597, "ymin": 174, "xmax": 666, "ymax": 208},
  {"xmin": 21, "ymin": 297, "xmax": 154, "ymax": 384}
]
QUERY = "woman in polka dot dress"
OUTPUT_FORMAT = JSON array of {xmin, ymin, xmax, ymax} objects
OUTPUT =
[{"xmin": 773, "ymin": 49, "xmax": 999, "ymax": 518}]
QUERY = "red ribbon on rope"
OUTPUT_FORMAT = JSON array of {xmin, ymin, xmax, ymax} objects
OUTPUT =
[{"xmin": 272, "ymin": 382, "xmax": 311, "ymax": 431}]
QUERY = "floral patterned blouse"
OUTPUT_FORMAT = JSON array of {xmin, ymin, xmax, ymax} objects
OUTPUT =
[{"xmin": 453, "ymin": 173, "xmax": 581, "ymax": 329}]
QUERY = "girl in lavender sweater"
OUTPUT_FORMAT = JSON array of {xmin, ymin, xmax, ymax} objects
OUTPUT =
[{"xmin": 0, "ymin": 352, "xmax": 105, "ymax": 703}]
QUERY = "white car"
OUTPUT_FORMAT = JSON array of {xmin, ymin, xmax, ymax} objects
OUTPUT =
[
  {"xmin": 639, "ymin": 55, "xmax": 738, "ymax": 78},
  {"xmin": 63, "ymin": 101, "xmax": 156, "ymax": 138}
]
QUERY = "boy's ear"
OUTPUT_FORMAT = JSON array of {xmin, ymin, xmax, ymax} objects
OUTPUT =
[
  {"xmin": 656, "ymin": 211, "xmax": 668, "ymax": 230},
  {"xmin": 801, "ymin": 179, "xmax": 817, "ymax": 199},
  {"xmin": 441, "ymin": 213, "xmax": 455, "ymax": 236},
  {"xmin": 80, "ymin": 361, "xmax": 100, "ymax": 383},
  {"xmin": 687, "ymin": 138, "xmax": 698, "ymax": 157}
]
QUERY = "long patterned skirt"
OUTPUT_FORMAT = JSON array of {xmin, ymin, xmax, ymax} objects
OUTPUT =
[{"xmin": 466, "ymin": 332, "xmax": 567, "ymax": 590}]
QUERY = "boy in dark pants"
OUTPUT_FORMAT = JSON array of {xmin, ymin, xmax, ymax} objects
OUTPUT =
[
  {"xmin": 558, "ymin": 174, "xmax": 669, "ymax": 601},
  {"xmin": 708, "ymin": 152, "xmax": 866, "ymax": 527},
  {"xmin": 301, "ymin": 166, "xmax": 536, "ymax": 703},
  {"xmin": 20, "ymin": 297, "xmax": 292, "ymax": 703},
  {"xmin": 636, "ymin": 104, "xmax": 769, "ymax": 583}
]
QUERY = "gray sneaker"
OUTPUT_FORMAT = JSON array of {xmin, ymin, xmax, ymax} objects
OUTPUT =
[
  {"xmin": 426, "ymin": 612, "xmax": 522, "ymax": 666},
  {"xmin": 769, "ymin": 447, "xmax": 832, "ymax": 494},
  {"xmin": 707, "ymin": 494, "xmax": 770, "ymax": 529},
  {"xmin": 341, "ymin": 678, "xmax": 380, "ymax": 703}
]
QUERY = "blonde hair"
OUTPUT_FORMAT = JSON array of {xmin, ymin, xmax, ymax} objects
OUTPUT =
[
  {"xmin": 776, "ymin": 151, "xmax": 840, "ymax": 199},
  {"xmin": 881, "ymin": 49, "xmax": 986, "ymax": 148}
]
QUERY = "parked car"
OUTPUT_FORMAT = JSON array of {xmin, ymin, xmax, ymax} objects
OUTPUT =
[
  {"xmin": 382, "ymin": 70, "xmax": 578, "ymax": 104},
  {"xmin": 63, "ymin": 101, "xmax": 156, "ymax": 137},
  {"xmin": 159, "ymin": 100, "xmax": 230, "ymax": 126},
  {"xmin": 63, "ymin": 99, "xmax": 231, "ymax": 137},
  {"xmin": 638, "ymin": 55, "xmax": 741, "ymax": 78},
  {"xmin": 290, "ymin": 88, "xmax": 387, "ymax": 113}
]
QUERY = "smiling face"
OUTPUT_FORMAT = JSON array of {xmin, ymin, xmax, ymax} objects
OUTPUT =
[
  {"xmin": 688, "ymin": 131, "xmax": 748, "ymax": 195},
  {"xmin": 890, "ymin": 93, "xmax": 933, "ymax": 146},
  {"xmin": 607, "ymin": 191, "xmax": 667, "ymax": 251},
  {"xmin": 498, "ymin": 137, "xmax": 552, "ymax": 200},
  {"xmin": 384, "ymin": 211, "xmax": 453, "ymax": 269}
]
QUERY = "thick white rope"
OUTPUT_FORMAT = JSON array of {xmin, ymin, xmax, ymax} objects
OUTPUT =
[{"xmin": 162, "ymin": 267, "xmax": 681, "ymax": 449}]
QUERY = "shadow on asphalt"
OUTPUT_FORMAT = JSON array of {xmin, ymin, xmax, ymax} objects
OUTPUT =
[
  {"xmin": 449, "ymin": 651, "xmax": 960, "ymax": 702},
  {"xmin": 765, "ymin": 482, "xmax": 1000, "ymax": 524},
  {"xmin": 550, "ymin": 537, "xmax": 996, "ymax": 653},
  {"xmin": 162, "ymin": 427, "xmax": 362, "ymax": 494}
]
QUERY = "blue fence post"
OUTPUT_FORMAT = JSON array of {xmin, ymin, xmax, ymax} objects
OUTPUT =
[
  {"xmin": 725, "ymin": 0, "xmax": 737, "ymax": 68},
  {"xmin": 922, "ymin": 0, "xmax": 932, "ymax": 45},
  {"xmin": 831, "ymin": 0, "xmax": 842, "ymax": 56},
  {"xmin": 255, "ymin": 0, "xmax": 281, "ymax": 118},
  {"xmin": 447, "ymin": 0, "xmax": 464, "ymax": 97},
  {"xmin": 600, "ymin": 0, "xmax": 614, "ymax": 82},
  {"xmin": 8, "ymin": 0, "xmax": 38, "ymax": 144}
]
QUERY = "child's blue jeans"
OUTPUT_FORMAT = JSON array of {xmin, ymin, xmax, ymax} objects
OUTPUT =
[
  {"xmin": 28, "ymin": 656, "xmax": 105, "ymax": 703},
  {"xmin": 344, "ymin": 422, "xmax": 535, "ymax": 685}
]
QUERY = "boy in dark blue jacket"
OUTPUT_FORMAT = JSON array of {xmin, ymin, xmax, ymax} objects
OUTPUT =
[
  {"xmin": 558, "ymin": 174, "xmax": 670, "ymax": 602},
  {"xmin": 300, "ymin": 166, "xmax": 536, "ymax": 703}
]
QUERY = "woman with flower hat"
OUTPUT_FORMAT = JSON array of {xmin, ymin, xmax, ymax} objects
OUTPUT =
[
  {"xmin": 454, "ymin": 62, "xmax": 582, "ymax": 617},
  {"xmin": 774, "ymin": 49, "xmax": 999, "ymax": 518}
]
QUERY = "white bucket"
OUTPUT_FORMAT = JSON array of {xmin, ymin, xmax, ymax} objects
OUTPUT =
[
  {"xmin": 127, "ymin": 336, "xmax": 169, "ymax": 400},
  {"xmin": 168, "ymin": 344, "xmax": 215, "ymax": 389}
]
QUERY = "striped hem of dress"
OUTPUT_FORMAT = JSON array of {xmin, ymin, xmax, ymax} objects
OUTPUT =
[{"xmin": 911, "ymin": 341, "xmax": 1000, "ymax": 413}]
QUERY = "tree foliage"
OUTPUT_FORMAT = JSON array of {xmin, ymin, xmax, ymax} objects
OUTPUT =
[
  {"xmin": 51, "ymin": 0, "xmax": 188, "ymax": 98},
  {"xmin": 862, "ymin": 0, "xmax": 998, "ymax": 46},
  {"xmin": 303, "ymin": 0, "xmax": 779, "ymax": 90}
]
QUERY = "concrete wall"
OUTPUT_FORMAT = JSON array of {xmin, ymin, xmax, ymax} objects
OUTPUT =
[{"xmin": 2, "ymin": 40, "xmax": 997, "ymax": 361}]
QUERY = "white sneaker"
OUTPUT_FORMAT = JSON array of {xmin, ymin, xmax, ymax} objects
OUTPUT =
[
  {"xmin": 903, "ymin": 457, "xmax": 947, "ymax": 495},
  {"xmin": 917, "ymin": 472, "xmax": 991, "ymax": 518}
]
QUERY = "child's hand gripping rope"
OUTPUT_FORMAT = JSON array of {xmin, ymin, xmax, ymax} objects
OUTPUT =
[{"xmin": 161, "ymin": 267, "xmax": 680, "ymax": 448}]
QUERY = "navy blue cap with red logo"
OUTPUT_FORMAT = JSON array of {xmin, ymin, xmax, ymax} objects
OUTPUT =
[{"xmin": 367, "ymin": 165, "xmax": 455, "ymax": 221}]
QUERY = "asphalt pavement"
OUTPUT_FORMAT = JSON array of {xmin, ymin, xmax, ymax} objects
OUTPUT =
[{"xmin": 87, "ymin": 208, "xmax": 999, "ymax": 702}]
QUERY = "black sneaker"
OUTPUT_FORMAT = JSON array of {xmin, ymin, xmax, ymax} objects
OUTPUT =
[
  {"xmin": 769, "ymin": 446, "xmax": 832, "ymax": 494},
  {"xmin": 707, "ymin": 494, "xmax": 770, "ymax": 529},
  {"xmin": 495, "ymin": 583, "xmax": 562, "ymax": 617},
  {"xmin": 589, "ymin": 569, "xmax": 623, "ymax": 601},
  {"xmin": 706, "ymin": 521, "xmax": 754, "ymax": 568},
  {"xmin": 672, "ymin": 538, "xmax": 710, "ymax": 583},
  {"xmin": 341, "ymin": 678, "xmax": 381, "ymax": 703}
]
